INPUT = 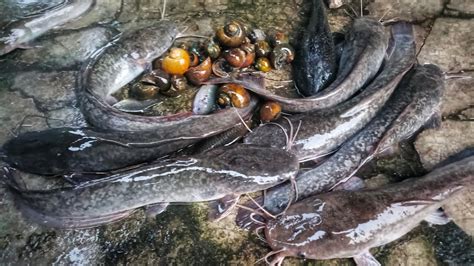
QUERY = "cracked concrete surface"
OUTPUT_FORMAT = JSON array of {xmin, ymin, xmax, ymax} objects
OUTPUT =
[{"xmin": 0, "ymin": 0, "xmax": 473, "ymax": 264}]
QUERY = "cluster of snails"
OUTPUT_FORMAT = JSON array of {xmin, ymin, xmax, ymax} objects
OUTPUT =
[{"xmin": 129, "ymin": 20, "xmax": 295, "ymax": 122}]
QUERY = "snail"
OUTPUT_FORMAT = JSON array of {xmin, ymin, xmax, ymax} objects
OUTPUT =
[
  {"xmin": 206, "ymin": 40, "xmax": 221, "ymax": 59},
  {"xmin": 217, "ymin": 83, "xmax": 250, "ymax": 108},
  {"xmin": 189, "ymin": 42, "xmax": 207, "ymax": 63},
  {"xmin": 240, "ymin": 43, "xmax": 256, "ymax": 68},
  {"xmin": 223, "ymin": 44, "xmax": 255, "ymax": 68},
  {"xmin": 160, "ymin": 75, "xmax": 187, "ymax": 97},
  {"xmin": 185, "ymin": 57, "xmax": 212, "ymax": 85},
  {"xmin": 212, "ymin": 58, "xmax": 234, "ymax": 78},
  {"xmin": 130, "ymin": 83, "xmax": 160, "ymax": 100},
  {"xmin": 161, "ymin": 47, "xmax": 191, "ymax": 75},
  {"xmin": 223, "ymin": 48, "xmax": 246, "ymax": 68},
  {"xmin": 255, "ymin": 57, "xmax": 272, "ymax": 72},
  {"xmin": 255, "ymin": 40, "xmax": 271, "ymax": 58},
  {"xmin": 216, "ymin": 21, "xmax": 246, "ymax": 47},
  {"xmin": 260, "ymin": 101, "xmax": 281, "ymax": 122},
  {"xmin": 270, "ymin": 43, "xmax": 295, "ymax": 70},
  {"xmin": 189, "ymin": 52, "xmax": 200, "ymax": 67}
]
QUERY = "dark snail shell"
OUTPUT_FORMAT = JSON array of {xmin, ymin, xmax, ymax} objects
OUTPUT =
[
  {"xmin": 130, "ymin": 83, "xmax": 160, "ymax": 100},
  {"xmin": 206, "ymin": 40, "xmax": 221, "ymax": 59},
  {"xmin": 216, "ymin": 21, "xmax": 246, "ymax": 47},
  {"xmin": 217, "ymin": 83, "xmax": 250, "ymax": 108},
  {"xmin": 255, "ymin": 57, "xmax": 271, "ymax": 72},
  {"xmin": 260, "ymin": 101, "xmax": 281, "ymax": 122},
  {"xmin": 212, "ymin": 58, "xmax": 234, "ymax": 78},
  {"xmin": 140, "ymin": 69, "xmax": 171, "ymax": 89},
  {"xmin": 255, "ymin": 40, "xmax": 271, "ymax": 58},
  {"xmin": 185, "ymin": 57, "xmax": 212, "ymax": 85},
  {"xmin": 160, "ymin": 75, "xmax": 187, "ymax": 97},
  {"xmin": 270, "ymin": 43, "xmax": 295, "ymax": 70}
]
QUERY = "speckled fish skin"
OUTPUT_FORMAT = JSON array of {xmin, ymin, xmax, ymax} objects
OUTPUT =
[
  {"xmin": 375, "ymin": 64, "xmax": 445, "ymax": 154},
  {"xmin": 261, "ymin": 64, "xmax": 445, "ymax": 214},
  {"xmin": 293, "ymin": 0, "xmax": 337, "ymax": 96},
  {"xmin": 9, "ymin": 144, "xmax": 299, "ymax": 229},
  {"xmin": 1, "ymin": 98, "xmax": 258, "ymax": 176},
  {"xmin": 193, "ymin": 121, "xmax": 252, "ymax": 154},
  {"xmin": 265, "ymin": 155, "xmax": 473, "ymax": 264},
  {"xmin": 0, "ymin": 0, "xmax": 93, "ymax": 56},
  {"xmin": 243, "ymin": 22, "xmax": 416, "ymax": 162},
  {"xmin": 206, "ymin": 18, "xmax": 388, "ymax": 113}
]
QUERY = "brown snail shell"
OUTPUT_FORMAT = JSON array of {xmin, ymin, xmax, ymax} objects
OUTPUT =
[
  {"xmin": 223, "ymin": 48, "xmax": 246, "ymax": 68},
  {"xmin": 260, "ymin": 101, "xmax": 282, "ymax": 122},
  {"xmin": 255, "ymin": 40, "xmax": 271, "ymax": 58},
  {"xmin": 212, "ymin": 58, "xmax": 234, "ymax": 78},
  {"xmin": 216, "ymin": 21, "xmax": 245, "ymax": 47},
  {"xmin": 160, "ymin": 75, "xmax": 187, "ymax": 97},
  {"xmin": 140, "ymin": 69, "xmax": 171, "ymax": 90},
  {"xmin": 270, "ymin": 43, "xmax": 295, "ymax": 70},
  {"xmin": 217, "ymin": 83, "xmax": 250, "ymax": 108},
  {"xmin": 185, "ymin": 57, "xmax": 212, "ymax": 85},
  {"xmin": 130, "ymin": 83, "xmax": 160, "ymax": 100},
  {"xmin": 189, "ymin": 52, "xmax": 200, "ymax": 67},
  {"xmin": 240, "ymin": 43, "xmax": 256, "ymax": 68}
]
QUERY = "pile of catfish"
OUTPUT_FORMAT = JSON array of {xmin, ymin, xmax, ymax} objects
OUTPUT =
[{"xmin": 1, "ymin": 0, "xmax": 472, "ymax": 265}]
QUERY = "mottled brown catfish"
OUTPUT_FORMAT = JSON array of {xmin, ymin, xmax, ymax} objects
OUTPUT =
[
  {"xmin": 5, "ymin": 145, "xmax": 299, "ymax": 229},
  {"xmin": 263, "ymin": 153, "xmax": 473, "ymax": 265}
]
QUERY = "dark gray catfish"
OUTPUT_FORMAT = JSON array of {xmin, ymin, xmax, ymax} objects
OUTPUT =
[
  {"xmin": 237, "ymin": 64, "xmax": 445, "ymax": 224},
  {"xmin": 1, "ymin": 98, "xmax": 257, "ymax": 176},
  {"xmin": 6, "ymin": 144, "xmax": 299, "ymax": 229},
  {"xmin": 244, "ymin": 22, "xmax": 416, "ymax": 162},
  {"xmin": 293, "ymin": 0, "xmax": 337, "ymax": 96},
  {"xmin": 0, "ymin": 0, "xmax": 93, "ymax": 56},
  {"xmin": 206, "ymin": 17, "xmax": 388, "ymax": 113},
  {"xmin": 264, "ymin": 153, "xmax": 473, "ymax": 265}
]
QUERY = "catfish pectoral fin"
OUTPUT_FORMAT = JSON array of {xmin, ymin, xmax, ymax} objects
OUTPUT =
[{"xmin": 353, "ymin": 252, "xmax": 381, "ymax": 266}]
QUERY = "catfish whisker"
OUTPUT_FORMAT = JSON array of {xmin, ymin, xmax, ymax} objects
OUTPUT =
[{"xmin": 245, "ymin": 194, "xmax": 277, "ymax": 219}]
